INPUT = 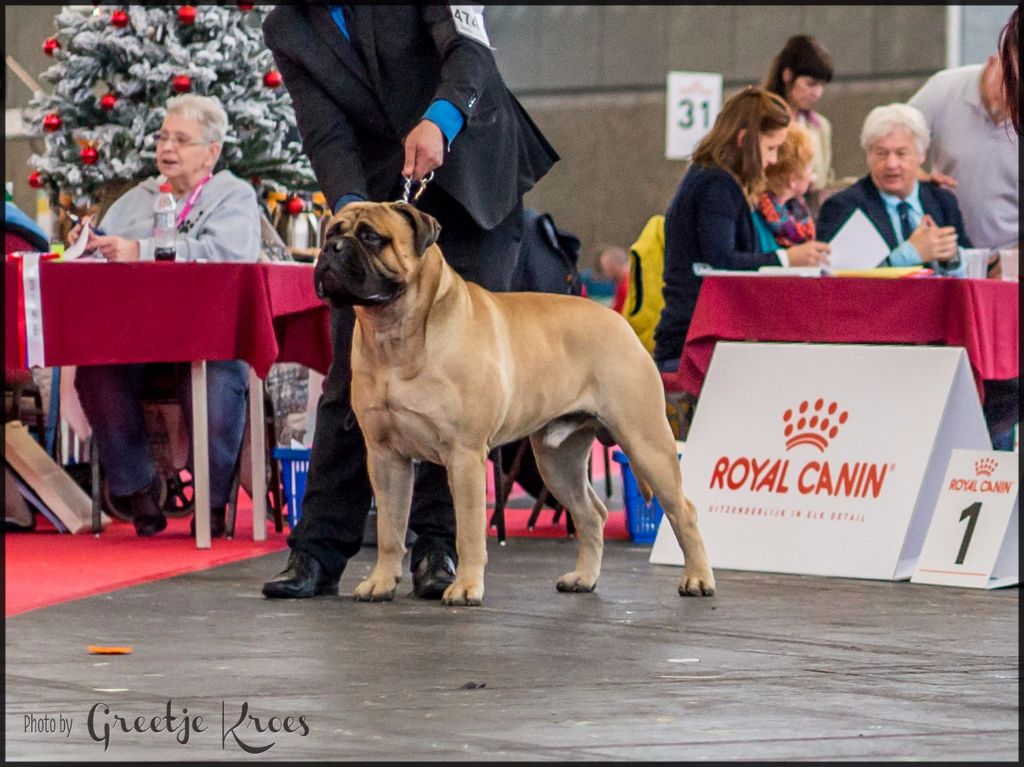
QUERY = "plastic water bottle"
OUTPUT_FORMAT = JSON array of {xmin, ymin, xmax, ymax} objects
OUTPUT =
[{"xmin": 153, "ymin": 183, "xmax": 177, "ymax": 262}]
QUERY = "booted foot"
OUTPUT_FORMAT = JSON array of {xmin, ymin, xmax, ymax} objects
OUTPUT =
[
  {"xmin": 412, "ymin": 550, "xmax": 456, "ymax": 600},
  {"xmin": 262, "ymin": 551, "xmax": 339, "ymax": 599},
  {"xmin": 190, "ymin": 506, "xmax": 226, "ymax": 538},
  {"xmin": 123, "ymin": 480, "xmax": 166, "ymax": 538}
]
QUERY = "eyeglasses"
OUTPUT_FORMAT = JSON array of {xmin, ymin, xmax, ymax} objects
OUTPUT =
[{"xmin": 153, "ymin": 131, "xmax": 210, "ymax": 147}]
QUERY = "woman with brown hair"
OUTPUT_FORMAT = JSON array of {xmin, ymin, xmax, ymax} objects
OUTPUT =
[
  {"xmin": 652, "ymin": 87, "xmax": 830, "ymax": 372},
  {"xmin": 764, "ymin": 35, "xmax": 835, "ymax": 194}
]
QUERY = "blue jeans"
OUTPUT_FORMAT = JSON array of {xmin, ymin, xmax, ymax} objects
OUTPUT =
[{"xmin": 75, "ymin": 360, "xmax": 249, "ymax": 507}]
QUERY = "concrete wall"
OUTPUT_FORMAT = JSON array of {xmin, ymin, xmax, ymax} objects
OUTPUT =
[{"xmin": 5, "ymin": 4, "xmax": 1014, "ymax": 265}]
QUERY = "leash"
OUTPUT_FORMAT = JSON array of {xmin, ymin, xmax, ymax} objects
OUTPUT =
[{"xmin": 399, "ymin": 171, "xmax": 434, "ymax": 205}]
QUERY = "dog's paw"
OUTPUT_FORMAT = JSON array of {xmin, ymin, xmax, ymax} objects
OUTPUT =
[
  {"xmin": 440, "ymin": 580, "xmax": 484, "ymax": 606},
  {"xmin": 678, "ymin": 571, "xmax": 716, "ymax": 597},
  {"xmin": 555, "ymin": 571, "xmax": 597, "ymax": 593},
  {"xmin": 353, "ymin": 574, "xmax": 398, "ymax": 602}
]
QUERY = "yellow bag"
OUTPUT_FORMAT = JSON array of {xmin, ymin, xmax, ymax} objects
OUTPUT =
[{"xmin": 622, "ymin": 214, "xmax": 665, "ymax": 355}]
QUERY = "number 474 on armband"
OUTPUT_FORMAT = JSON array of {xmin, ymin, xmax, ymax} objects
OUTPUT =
[{"xmin": 911, "ymin": 449, "xmax": 1019, "ymax": 590}]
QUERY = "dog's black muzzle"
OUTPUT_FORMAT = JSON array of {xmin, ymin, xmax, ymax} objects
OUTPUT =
[{"xmin": 313, "ymin": 236, "xmax": 403, "ymax": 307}]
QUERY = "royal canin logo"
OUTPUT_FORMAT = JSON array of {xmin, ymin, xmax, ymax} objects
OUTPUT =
[
  {"xmin": 782, "ymin": 399, "xmax": 848, "ymax": 451},
  {"xmin": 709, "ymin": 399, "xmax": 892, "ymax": 499},
  {"xmin": 974, "ymin": 457, "xmax": 998, "ymax": 477}
]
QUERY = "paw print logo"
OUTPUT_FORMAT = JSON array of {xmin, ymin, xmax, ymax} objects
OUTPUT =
[
  {"xmin": 974, "ymin": 457, "xmax": 998, "ymax": 477},
  {"xmin": 782, "ymin": 399, "xmax": 847, "ymax": 452}
]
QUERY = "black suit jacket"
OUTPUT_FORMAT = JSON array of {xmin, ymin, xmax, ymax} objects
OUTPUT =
[
  {"xmin": 817, "ymin": 175, "xmax": 972, "ymax": 269},
  {"xmin": 263, "ymin": 5, "xmax": 558, "ymax": 229}
]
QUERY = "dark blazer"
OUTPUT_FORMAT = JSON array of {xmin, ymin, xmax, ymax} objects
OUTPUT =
[
  {"xmin": 817, "ymin": 175, "xmax": 972, "ymax": 267},
  {"xmin": 262, "ymin": 5, "xmax": 558, "ymax": 230},
  {"xmin": 653, "ymin": 163, "xmax": 781, "ymax": 366}
]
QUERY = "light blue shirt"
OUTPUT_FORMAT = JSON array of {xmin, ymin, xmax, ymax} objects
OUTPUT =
[
  {"xmin": 878, "ymin": 182, "xmax": 924, "ymax": 267},
  {"xmin": 877, "ymin": 182, "xmax": 964, "ymax": 275}
]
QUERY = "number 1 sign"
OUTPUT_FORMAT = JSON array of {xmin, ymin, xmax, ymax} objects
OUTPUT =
[
  {"xmin": 911, "ymin": 449, "xmax": 1019, "ymax": 589},
  {"xmin": 665, "ymin": 72, "xmax": 723, "ymax": 160}
]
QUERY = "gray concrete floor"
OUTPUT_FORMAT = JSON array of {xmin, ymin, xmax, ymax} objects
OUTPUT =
[{"xmin": 4, "ymin": 538, "xmax": 1019, "ymax": 761}]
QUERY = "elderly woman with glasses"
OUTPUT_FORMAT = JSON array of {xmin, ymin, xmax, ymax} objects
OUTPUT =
[
  {"xmin": 69, "ymin": 94, "xmax": 259, "ymax": 539},
  {"xmin": 68, "ymin": 93, "xmax": 259, "ymax": 263}
]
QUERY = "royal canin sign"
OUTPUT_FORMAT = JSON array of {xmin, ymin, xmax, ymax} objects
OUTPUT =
[{"xmin": 708, "ymin": 398, "xmax": 892, "ymax": 499}]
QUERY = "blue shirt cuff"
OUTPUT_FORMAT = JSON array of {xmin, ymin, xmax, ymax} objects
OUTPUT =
[
  {"xmin": 334, "ymin": 193, "xmax": 365, "ymax": 214},
  {"xmin": 423, "ymin": 99, "xmax": 465, "ymax": 149},
  {"xmin": 886, "ymin": 240, "xmax": 921, "ymax": 267}
]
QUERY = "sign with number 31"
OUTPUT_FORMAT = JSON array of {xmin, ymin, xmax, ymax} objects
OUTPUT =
[
  {"xmin": 912, "ymin": 449, "xmax": 1018, "ymax": 589},
  {"xmin": 665, "ymin": 71, "xmax": 723, "ymax": 160}
]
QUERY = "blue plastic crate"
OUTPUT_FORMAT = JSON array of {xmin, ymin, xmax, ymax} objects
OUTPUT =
[
  {"xmin": 273, "ymin": 446, "xmax": 310, "ymax": 529},
  {"xmin": 612, "ymin": 450, "xmax": 664, "ymax": 544}
]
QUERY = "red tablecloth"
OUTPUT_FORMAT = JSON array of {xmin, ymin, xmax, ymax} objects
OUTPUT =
[
  {"xmin": 663, "ymin": 276, "xmax": 1020, "ymax": 400},
  {"xmin": 4, "ymin": 261, "xmax": 332, "ymax": 378}
]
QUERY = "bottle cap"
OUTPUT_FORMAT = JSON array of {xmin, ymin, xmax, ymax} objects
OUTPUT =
[{"xmin": 159, "ymin": 183, "xmax": 173, "ymax": 193}]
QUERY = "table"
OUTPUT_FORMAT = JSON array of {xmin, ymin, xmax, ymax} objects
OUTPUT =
[
  {"xmin": 5, "ymin": 260, "xmax": 332, "ymax": 547},
  {"xmin": 662, "ymin": 276, "xmax": 1020, "ymax": 401}
]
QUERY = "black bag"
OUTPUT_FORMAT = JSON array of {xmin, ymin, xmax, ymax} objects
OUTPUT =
[{"xmin": 498, "ymin": 209, "xmax": 584, "ymax": 506}]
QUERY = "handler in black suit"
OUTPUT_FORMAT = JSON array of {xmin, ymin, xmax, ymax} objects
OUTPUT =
[
  {"xmin": 261, "ymin": 5, "xmax": 559, "ymax": 599},
  {"xmin": 817, "ymin": 103, "xmax": 970, "ymax": 272}
]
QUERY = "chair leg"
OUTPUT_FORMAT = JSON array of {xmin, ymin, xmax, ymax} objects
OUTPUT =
[
  {"xmin": 603, "ymin": 444, "xmax": 612, "ymax": 498},
  {"xmin": 527, "ymin": 488, "xmax": 549, "ymax": 529},
  {"xmin": 90, "ymin": 437, "xmax": 102, "ymax": 534}
]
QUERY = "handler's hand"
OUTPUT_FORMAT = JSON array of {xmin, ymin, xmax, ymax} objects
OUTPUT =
[
  {"xmin": 402, "ymin": 120, "xmax": 445, "ymax": 182},
  {"xmin": 90, "ymin": 233, "xmax": 141, "ymax": 263}
]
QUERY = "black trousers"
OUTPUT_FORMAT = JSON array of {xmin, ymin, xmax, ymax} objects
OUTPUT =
[{"xmin": 288, "ymin": 190, "xmax": 524, "ymax": 578}]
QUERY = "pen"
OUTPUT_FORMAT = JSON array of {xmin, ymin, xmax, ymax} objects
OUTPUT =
[{"xmin": 67, "ymin": 212, "xmax": 106, "ymax": 236}]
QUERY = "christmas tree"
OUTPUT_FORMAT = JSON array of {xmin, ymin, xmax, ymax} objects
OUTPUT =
[{"xmin": 25, "ymin": 4, "xmax": 317, "ymax": 212}]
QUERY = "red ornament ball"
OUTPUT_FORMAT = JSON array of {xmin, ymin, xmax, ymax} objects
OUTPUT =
[
  {"xmin": 172, "ymin": 74, "xmax": 192, "ymax": 93},
  {"xmin": 43, "ymin": 37, "xmax": 60, "ymax": 56},
  {"xmin": 285, "ymin": 197, "xmax": 304, "ymax": 215},
  {"xmin": 28, "ymin": 171, "xmax": 44, "ymax": 190},
  {"xmin": 238, "ymin": 3, "xmax": 254, "ymax": 11},
  {"xmin": 100, "ymin": 93, "xmax": 117, "ymax": 111},
  {"xmin": 177, "ymin": 5, "xmax": 196, "ymax": 25},
  {"xmin": 42, "ymin": 113, "xmax": 62, "ymax": 133},
  {"xmin": 263, "ymin": 70, "xmax": 283, "ymax": 89},
  {"xmin": 80, "ymin": 146, "xmax": 99, "ymax": 165},
  {"xmin": 110, "ymin": 9, "xmax": 129, "ymax": 28}
]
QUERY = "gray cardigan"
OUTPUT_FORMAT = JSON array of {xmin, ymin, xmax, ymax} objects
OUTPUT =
[{"xmin": 99, "ymin": 169, "xmax": 260, "ymax": 263}]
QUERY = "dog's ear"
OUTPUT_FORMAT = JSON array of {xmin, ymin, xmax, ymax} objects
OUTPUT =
[{"xmin": 393, "ymin": 201, "xmax": 440, "ymax": 256}]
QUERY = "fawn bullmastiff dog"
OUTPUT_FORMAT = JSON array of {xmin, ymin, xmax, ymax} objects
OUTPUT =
[{"xmin": 313, "ymin": 201, "xmax": 714, "ymax": 605}]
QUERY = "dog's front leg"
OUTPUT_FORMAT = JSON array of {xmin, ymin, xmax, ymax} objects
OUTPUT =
[
  {"xmin": 353, "ymin": 449, "xmax": 414, "ymax": 602},
  {"xmin": 441, "ymin": 448, "xmax": 488, "ymax": 606}
]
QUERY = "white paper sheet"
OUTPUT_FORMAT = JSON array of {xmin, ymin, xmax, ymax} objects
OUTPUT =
[
  {"xmin": 63, "ymin": 224, "xmax": 102, "ymax": 261},
  {"xmin": 826, "ymin": 209, "xmax": 891, "ymax": 270}
]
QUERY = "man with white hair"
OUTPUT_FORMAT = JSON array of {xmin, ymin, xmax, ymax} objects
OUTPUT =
[{"xmin": 817, "ymin": 102, "xmax": 971, "ymax": 274}]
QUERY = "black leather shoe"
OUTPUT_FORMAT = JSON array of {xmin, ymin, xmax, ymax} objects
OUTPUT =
[
  {"xmin": 261, "ymin": 551, "xmax": 339, "ymax": 599},
  {"xmin": 412, "ymin": 550, "xmax": 456, "ymax": 600},
  {"xmin": 124, "ymin": 480, "xmax": 167, "ymax": 538},
  {"xmin": 190, "ymin": 506, "xmax": 226, "ymax": 538}
]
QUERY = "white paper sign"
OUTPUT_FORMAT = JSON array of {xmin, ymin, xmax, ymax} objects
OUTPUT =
[
  {"xmin": 665, "ymin": 72, "xmax": 723, "ymax": 160},
  {"xmin": 450, "ymin": 6, "xmax": 492, "ymax": 48},
  {"xmin": 650, "ymin": 343, "xmax": 991, "ymax": 580},
  {"xmin": 911, "ymin": 450, "xmax": 1018, "ymax": 589},
  {"xmin": 826, "ymin": 209, "xmax": 890, "ymax": 270}
]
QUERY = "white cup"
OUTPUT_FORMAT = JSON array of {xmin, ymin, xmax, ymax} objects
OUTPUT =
[
  {"xmin": 997, "ymin": 248, "xmax": 1019, "ymax": 282},
  {"xmin": 959, "ymin": 248, "xmax": 989, "ymax": 279}
]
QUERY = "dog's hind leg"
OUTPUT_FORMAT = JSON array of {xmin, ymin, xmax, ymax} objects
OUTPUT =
[
  {"xmin": 354, "ymin": 450, "xmax": 414, "ymax": 602},
  {"xmin": 441, "ymin": 446, "xmax": 489, "ymax": 606},
  {"xmin": 530, "ymin": 425, "xmax": 608, "ymax": 593},
  {"xmin": 612, "ymin": 418, "xmax": 715, "ymax": 597}
]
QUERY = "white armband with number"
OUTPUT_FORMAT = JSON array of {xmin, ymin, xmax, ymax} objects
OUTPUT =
[{"xmin": 449, "ymin": 5, "xmax": 493, "ymax": 49}]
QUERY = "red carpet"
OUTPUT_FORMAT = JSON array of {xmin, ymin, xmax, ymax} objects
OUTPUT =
[{"xmin": 6, "ymin": 450, "xmax": 630, "ymax": 617}]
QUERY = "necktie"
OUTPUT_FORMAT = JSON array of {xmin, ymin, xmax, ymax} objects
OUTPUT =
[{"xmin": 897, "ymin": 201, "xmax": 914, "ymax": 241}]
